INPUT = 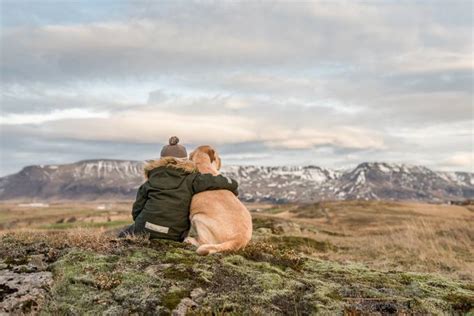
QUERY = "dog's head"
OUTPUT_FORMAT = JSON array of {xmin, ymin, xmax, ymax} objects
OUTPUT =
[{"xmin": 189, "ymin": 145, "xmax": 222, "ymax": 170}]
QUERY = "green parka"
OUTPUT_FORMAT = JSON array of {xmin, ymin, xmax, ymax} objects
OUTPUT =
[{"xmin": 131, "ymin": 157, "xmax": 238, "ymax": 241}]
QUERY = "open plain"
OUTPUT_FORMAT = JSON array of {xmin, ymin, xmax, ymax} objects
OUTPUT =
[{"xmin": 1, "ymin": 200, "xmax": 473, "ymax": 314}]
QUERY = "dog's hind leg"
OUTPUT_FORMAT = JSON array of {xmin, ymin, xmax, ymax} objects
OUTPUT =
[
  {"xmin": 191, "ymin": 216, "xmax": 218, "ymax": 246},
  {"xmin": 196, "ymin": 238, "xmax": 243, "ymax": 256}
]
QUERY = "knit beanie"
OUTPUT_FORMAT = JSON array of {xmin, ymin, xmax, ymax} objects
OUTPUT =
[{"xmin": 160, "ymin": 136, "xmax": 188, "ymax": 158}]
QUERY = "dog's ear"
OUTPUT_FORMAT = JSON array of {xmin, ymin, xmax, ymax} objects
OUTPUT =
[{"xmin": 206, "ymin": 147, "xmax": 216, "ymax": 163}]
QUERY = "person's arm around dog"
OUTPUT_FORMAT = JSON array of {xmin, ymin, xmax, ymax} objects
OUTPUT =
[{"xmin": 192, "ymin": 173, "xmax": 239, "ymax": 196}]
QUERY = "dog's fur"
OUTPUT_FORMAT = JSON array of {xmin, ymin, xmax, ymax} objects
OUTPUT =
[{"xmin": 186, "ymin": 145, "xmax": 252, "ymax": 255}]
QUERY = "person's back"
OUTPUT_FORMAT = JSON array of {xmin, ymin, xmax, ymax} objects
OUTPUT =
[{"xmin": 119, "ymin": 137, "xmax": 238, "ymax": 241}]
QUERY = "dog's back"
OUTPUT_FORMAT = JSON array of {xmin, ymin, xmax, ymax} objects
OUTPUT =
[
  {"xmin": 188, "ymin": 145, "xmax": 252, "ymax": 255},
  {"xmin": 190, "ymin": 189, "xmax": 252, "ymax": 255}
]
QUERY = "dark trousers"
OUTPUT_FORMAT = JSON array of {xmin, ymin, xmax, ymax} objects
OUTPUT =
[{"xmin": 118, "ymin": 224, "xmax": 135, "ymax": 238}]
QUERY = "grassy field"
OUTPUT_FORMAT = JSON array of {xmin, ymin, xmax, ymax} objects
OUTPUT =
[
  {"xmin": 1, "ymin": 200, "xmax": 473, "ymax": 279},
  {"xmin": 0, "ymin": 202, "xmax": 133, "ymax": 231},
  {"xmin": 253, "ymin": 200, "xmax": 474, "ymax": 280},
  {"xmin": 0, "ymin": 200, "xmax": 473, "ymax": 314}
]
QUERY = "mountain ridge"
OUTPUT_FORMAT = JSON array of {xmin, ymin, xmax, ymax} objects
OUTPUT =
[{"xmin": 0, "ymin": 159, "xmax": 472, "ymax": 202}]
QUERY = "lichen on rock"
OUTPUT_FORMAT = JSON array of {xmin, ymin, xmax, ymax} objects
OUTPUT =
[
  {"xmin": 0, "ymin": 270, "xmax": 53, "ymax": 314},
  {"xmin": 0, "ymin": 232, "xmax": 472, "ymax": 315}
]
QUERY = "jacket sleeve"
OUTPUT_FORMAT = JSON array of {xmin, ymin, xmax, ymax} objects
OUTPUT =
[
  {"xmin": 132, "ymin": 183, "xmax": 148, "ymax": 221},
  {"xmin": 192, "ymin": 174, "xmax": 239, "ymax": 196}
]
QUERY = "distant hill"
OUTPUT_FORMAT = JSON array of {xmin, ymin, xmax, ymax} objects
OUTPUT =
[{"xmin": 0, "ymin": 160, "xmax": 472, "ymax": 202}]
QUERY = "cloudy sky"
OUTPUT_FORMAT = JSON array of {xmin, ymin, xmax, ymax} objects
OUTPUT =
[{"xmin": 0, "ymin": 0, "xmax": 472, "ymax": 175}]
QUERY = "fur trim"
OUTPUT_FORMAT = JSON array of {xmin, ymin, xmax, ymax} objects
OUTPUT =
[{"xmin": 144, "ymin": 157, "xmax": 197, "ymax": 178}]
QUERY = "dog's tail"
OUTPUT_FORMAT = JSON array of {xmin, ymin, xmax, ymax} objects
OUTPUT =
[{"xmin": 196, "ymin": 239, "xmax": 243, "ymax": 256}]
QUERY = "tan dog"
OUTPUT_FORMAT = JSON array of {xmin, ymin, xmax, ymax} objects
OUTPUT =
[{"xmin": 186, "ymin": 145, "xmax": 252, "ymax": 255}]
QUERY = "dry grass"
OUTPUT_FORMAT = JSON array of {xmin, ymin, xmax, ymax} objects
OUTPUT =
[
  {"xmin": 341, "ymin": 218, "xmax": 474, "ymax": 279},
  {"xmin": 0, "ymin": 202, "xmax": 132, "ymax": 230},
  {"xmin": 0, "ymin": 228, "xmax": 151, "ymax": 253},
  {"xmin": 1, "ymin": 200, "xmax": 473, "ymax": 280},
  {"xmin": 257, "ymin": 200, "xmax": 474, "ymax": 280}
]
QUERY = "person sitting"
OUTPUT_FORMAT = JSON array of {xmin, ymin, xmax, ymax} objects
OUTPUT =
[{"xmin": 118, "ymin": 136, "xmax": 238, "ymax": 241}]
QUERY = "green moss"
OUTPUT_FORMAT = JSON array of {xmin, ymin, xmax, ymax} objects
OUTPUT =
[
  {"xmin": 162, "ymin": 289, "xmax": 190, "ymax": 310},
  {"xmin": 238, "ymin": 241, "xmax": 307, "ymax": 270},
  {"xmin": 258, "ymin": 272, "xmax": 285, "ymax": 290},
  {"xmin": 54, "ymin": 251, "xmax": 116, "ymax": 275},
  {"xmin": 119, "ymin": 271, "xmax": 153, "ymax": 287},
  {"xmin": 223, "ymin": 255, "xmax": 286, "ymax": 291},
  {"xmin": 46, "ymin": 249, "xmax": 168, "ymax": 314},
  {"xmin": 123, "ymin": 248, "xmax": 160, "ymax": 265},
  {"xmin": 192, "ymin": 263, "xmax": 215, "ymax": 284},
  {"xmin": 2, "ymin": 232, "xmax": 472, "ymax": 315},
  {"xmin": 302, "ymin": 260, "xmax": 474, "ymax": 314},
  {"xmin": 162, "ymin": 247, "xmax": 204, "ymax": 267},
  {"xmin": 266, "ymin": 235, "xmax": 336, "ymax": 253},
  {"xmin": 444, "ymin": 291, "xmax": 474, "ymax": 313},
  {"xmin": 163, "ymin": 265, "xmax": 194, "ymax": 281}
]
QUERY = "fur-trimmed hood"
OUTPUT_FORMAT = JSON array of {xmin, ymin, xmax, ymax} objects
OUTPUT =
[{"xmin": 144, "ymin": 157, "xmax": 196, "ymax": 178}]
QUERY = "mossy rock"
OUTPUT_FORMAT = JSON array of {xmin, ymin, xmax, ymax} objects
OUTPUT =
[{"xmin": 1, "ymin": 233, "xmax": 473, "ymax": 315}]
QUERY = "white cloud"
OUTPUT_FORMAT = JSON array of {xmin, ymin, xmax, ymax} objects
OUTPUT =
[
  {"xmin": 0, "ymin": 1, "xmax": 472, "ymax": 173},
  {"xmin": 442, "ymin": 152, "xmax": 474, "ymax": 171},
  {"xmin": 262, "ymin": 127, "xmax": 384, "ymax": 150},
  {"xmin": 221, "ymin": 152, "xmax": 272, "ymax": 161},
  {"xmin": 5, "ymin": 104, "xmax": 384, "ymax": 152},
  {"xmin": 33, "ymin": 107, "xmax": 258, "ymax": 144},
  {"xmin": 3, "ymin": 2, "xmax": 471, "ymax": 83},
  {"xmin": 224, "ymin": 98, "xmax": 250, "ymax": 110},
  {"xmin": 0, "ymin": 108, "xmax": 109, "ymax": 125}
]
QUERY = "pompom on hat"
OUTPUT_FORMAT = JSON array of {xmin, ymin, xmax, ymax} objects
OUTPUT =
[{"xmin": 160, "ymin": 136, "xmax": 188, "ymax": 158}]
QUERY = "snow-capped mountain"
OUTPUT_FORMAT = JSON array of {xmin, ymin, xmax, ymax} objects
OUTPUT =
[
  {"xmin": 220, "ymin": 165, "xmax": 342, "ymax": 203},
  {"xmin": 0, "ymin": 160, "xmax": 472, "ymax": 202},
  {"xmin": 330, "ymin": 162, "xmax": 473, "ymax": 201},
  {"xmin": 0, "ymin": 160, "xmax": 144, "ymax": 201}
]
